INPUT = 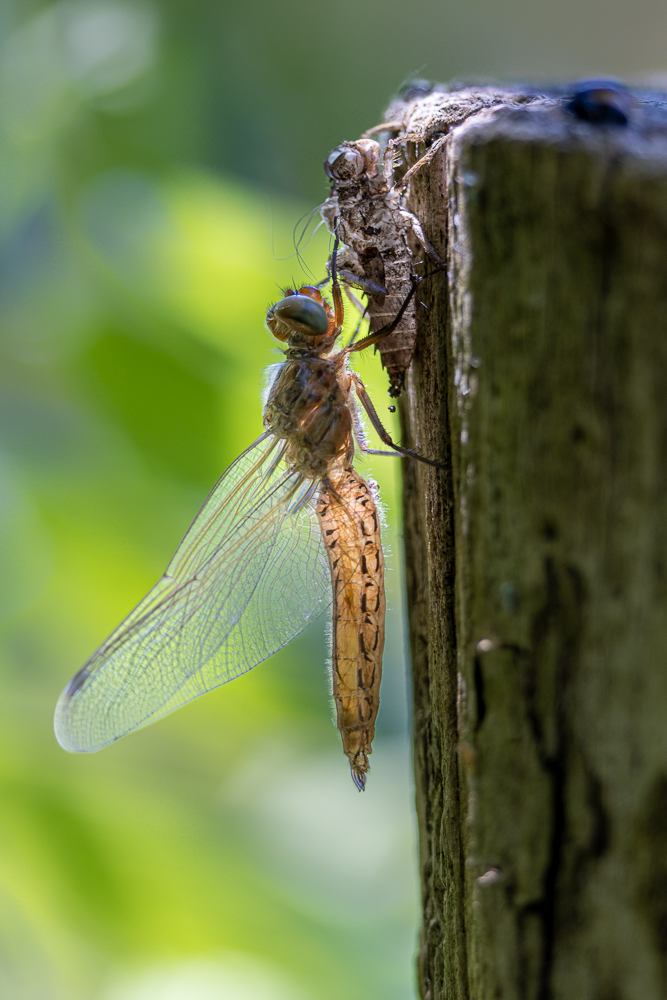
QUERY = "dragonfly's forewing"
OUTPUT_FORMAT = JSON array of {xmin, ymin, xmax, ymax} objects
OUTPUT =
[{"xmin": 55, "ymin": 433, "xmax": 329, "ymax": 752}]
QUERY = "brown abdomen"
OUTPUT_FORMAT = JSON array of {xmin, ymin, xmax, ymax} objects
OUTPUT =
[
  {"xmin": 317, "ymin": 469, "xmax": 385, "ymax": 790},
  {"xmin": 367, "ymin": 257, "xmax": 415, "ymax": 397}
]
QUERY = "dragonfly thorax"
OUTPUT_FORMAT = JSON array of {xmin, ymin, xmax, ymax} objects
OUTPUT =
[{"xmin": 263, "ymin": 356, "xmax": 353, "ymax": 479}]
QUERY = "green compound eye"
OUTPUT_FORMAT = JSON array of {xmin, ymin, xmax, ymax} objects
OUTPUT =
[{"xmin": 270, "ymin": 295, "xmax": 329, "ymax": 335}]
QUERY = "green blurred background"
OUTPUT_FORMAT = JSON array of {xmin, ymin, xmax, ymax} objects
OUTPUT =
[{"xmin": 0, "ymin": 1, "xmax": 664, "ymax": 998}]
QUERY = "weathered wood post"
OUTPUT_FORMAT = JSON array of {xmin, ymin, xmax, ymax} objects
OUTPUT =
[{"xmin": 396, "ymin": 86, "xmax": 667, "ymax": 999}]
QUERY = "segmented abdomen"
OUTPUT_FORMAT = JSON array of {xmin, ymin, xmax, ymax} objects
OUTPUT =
[
  {"xmin": 367, "ymin": 261, "xmax": 415, "ymax": 395},
  {"xmin": 317, "ymin": 469, "xmax": 385, "ymax": 790}
]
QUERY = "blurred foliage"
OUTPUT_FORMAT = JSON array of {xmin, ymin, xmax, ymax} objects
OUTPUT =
[{"xmin": 0, "ymin": 2, "xmax": 419, "ymax": 999}]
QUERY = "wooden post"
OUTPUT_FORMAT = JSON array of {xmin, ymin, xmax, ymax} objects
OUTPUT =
[{"xmin": 397, "ymin": 86, "xmax": 667, "ymax": 999}]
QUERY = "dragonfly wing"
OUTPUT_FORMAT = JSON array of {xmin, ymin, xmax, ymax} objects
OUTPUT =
[{"xmin": 55, "ymin": 433, "xmax": 330, "ymax": 752}]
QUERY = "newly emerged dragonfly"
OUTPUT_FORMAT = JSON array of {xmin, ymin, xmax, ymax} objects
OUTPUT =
[{"xmin": 54, "ymin": 241, "xmax": 438, "ymax": 789}]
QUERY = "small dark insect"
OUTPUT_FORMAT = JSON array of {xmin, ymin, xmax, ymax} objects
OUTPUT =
[
  {"xmin": 566, "ymin": 81, "xmax": 633, "ymax": 126},
  {"xmin": 388, "ymin": 405, "xmax": 396, "ymax": 413}
]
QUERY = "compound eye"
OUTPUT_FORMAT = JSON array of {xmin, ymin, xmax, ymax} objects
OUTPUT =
[
  {"xmin": 269, "ymin": 294, "xmax": 329, "ymax": 336},
  {"xmin": 324, "ymin": 146, "xmax": 365, "ymax": 181}
]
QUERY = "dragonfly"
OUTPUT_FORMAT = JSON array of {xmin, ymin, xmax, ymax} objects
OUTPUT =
[{"xmin": 54, "ymin": 240, "xmax": 439, "ymax": 790}]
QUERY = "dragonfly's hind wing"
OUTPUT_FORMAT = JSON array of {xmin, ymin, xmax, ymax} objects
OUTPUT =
[{"xmin": 55, "ymin": 433, "xmax": 329, "ymax": 752}]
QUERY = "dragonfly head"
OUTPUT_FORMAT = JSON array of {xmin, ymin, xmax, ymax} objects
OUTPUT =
[
  {"xmin": 266, "ymin": 285, "xmax": 338, "ymax": 351},
  {"xmin": 324, "ymin": 139, "xmax": 380, "ymax": 183}
]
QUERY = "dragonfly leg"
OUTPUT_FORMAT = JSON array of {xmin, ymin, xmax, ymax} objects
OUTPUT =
[
  {"xmin": 338, "ymin": 269, "xmax": 387, "ymax": 299},
  {"xmin": 351, "ymin": 374, "xmax": 444, "ymax": 469},
  {"xmin": 343, "ymin": 284, "xmax": 366, "ymax": 317},
  {"xmin": 328, "ymin": 231, "xmax": 345, "ymax": 331},
  {"xmin": 402, "ymin": 210, "xmax": 444, "ymax": 265},
  {"xmin": 350, "ymin": 394, "xmax": 400, "ymax": 458},
  {"xmin": 345, "ymin": 298, "xmax": 369, "ymax": 348},
  {"xmin": 359, "ymin": 447, "xmax": 402, "ymax": 458},
  {"xmin": 396, "ymin": 133, "xmax": 449, "ymax": 192},
  {"xmin": 382, "ymin": 131, "xmax": 426, "ymax": 185},
  {"xmin": 344, "ymin": 275, "xmax": 421, "ymax": 356},
  {"xmin": 360, "ymin": 119, "xmax": 406, "ymax": 138}
]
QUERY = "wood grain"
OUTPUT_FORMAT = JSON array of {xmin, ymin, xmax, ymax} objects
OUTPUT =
[{"xmin": 395, "ymin": 86, "xmax": 667, "ymax": 999}]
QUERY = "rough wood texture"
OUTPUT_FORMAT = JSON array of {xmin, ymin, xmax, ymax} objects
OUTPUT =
[{"xmin": 396, "ymin": 86, "xmax": 667, "ymax": 999}]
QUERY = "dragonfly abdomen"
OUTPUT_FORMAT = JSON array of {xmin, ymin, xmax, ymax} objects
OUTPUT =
[
  {"xmin": 367, "ymin": 259, "xmax": 415, "ymax": 392},
  {"xmin": 317, "ymin": 468, "xmax": 385, "ymax": 790}
]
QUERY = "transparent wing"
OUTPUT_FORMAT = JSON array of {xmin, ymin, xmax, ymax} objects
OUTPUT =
[{"xmin": 55, "ymin": 433, "xmax": 330, "ymax": 752}]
